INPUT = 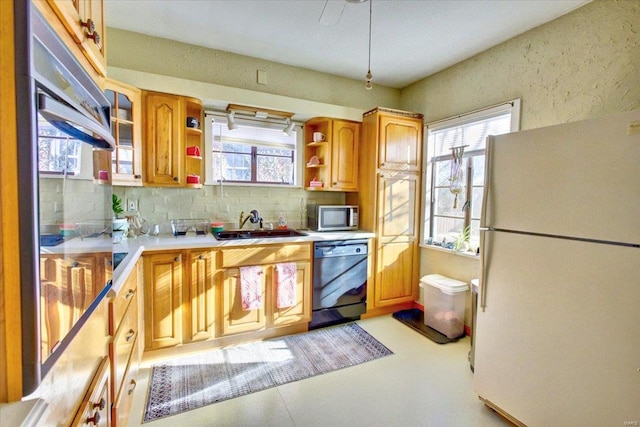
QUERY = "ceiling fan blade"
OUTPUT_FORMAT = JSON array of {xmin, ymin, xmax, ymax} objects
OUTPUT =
[{"xmin": 319, "ymin": 0, "xmax": 346, "ymax": 26}]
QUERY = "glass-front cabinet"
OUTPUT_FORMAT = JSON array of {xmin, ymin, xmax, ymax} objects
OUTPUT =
[{"xmin": 104, "ymin": 78, "xmax": 143, "ymax": 186}]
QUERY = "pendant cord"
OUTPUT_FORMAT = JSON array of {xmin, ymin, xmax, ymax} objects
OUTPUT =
[
  {"xmin": 365, "ymin": 0, "xmax": 373, "ymax": 89},
  {"xmin": 368, "ymin": 0, "xmax": 372, "ymax": 73}
]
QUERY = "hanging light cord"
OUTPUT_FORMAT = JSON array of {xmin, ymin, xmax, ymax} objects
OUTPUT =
[{"xmin": 365, "ymin": 0, "xmax": 373, "ymax": 90}]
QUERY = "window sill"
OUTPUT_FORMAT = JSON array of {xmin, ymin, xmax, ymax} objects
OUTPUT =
[{"xmin": 420, "ymin": 243, "xmax": 480, "ymax": 260}]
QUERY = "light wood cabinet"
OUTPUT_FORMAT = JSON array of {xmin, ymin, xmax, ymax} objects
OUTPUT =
[
  {"xmin": 46, "ymin": 0, "xmax": 107, "ymax": 77},
  {"xmin": 104, "ymin": 79, "xmax": 143, "ymax": 186},
  {"xmin": 185, "ymin": 250, "xmax": 215, "ymax": 343},
  {"xmin": 143, "ymin": 245, "xmax": 311, "ymax": 350},
  {"xmin": 219, "ymin": 244, "xmax": 312, "ymax": 336},
  {"xmin": 346, "ymin": 107, "xmax": 423, "ymax": 314},
  {"xmin": 142, "ymin": 90, "xmax": 204, "ymax": 188},
  {"xmin": 71, "ymin": 356, "xmax": 111, "ymax": 427},
  {"xmin": 271, "ymin": 261, "xmax": 312, "ymax": 327},
  {"xmin": 303, "ymin": 118, "xmax": 360, "ymax": 191},
  {"xmin": 108, "ymin": 260, "xmax": 141, "ymax": 426},
  {"xmin": 143, "ymin": 252, "xmax": 183, "ymax": 349},
  {"xmin": 377, "ymin": 113, "xmax": 422, "ymax": 172},
  {"xmin": 220, "ymin": 265, "xmax": 267, "ymax": 335}
]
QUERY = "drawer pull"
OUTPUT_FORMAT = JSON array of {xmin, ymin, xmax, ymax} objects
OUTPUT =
[
  {"xmin": 125, "ymin": 289, "xmax": 136, "ymax": 299},
  {"xmin": 92, "ymin": 397, "xmax": 106, "ymax": 411},
  {"xmin": 127, "ymin": 379, "xmax": 137, "ymax": 395},
  {"xmin": 86, "ymin": 410, "xmax": 100, "ymax": 425},
  {"xmin": 125, "ymin": 329, "xmax": 136, "ymax": 342}
]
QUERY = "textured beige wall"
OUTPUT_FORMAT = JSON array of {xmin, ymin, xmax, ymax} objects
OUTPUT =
[
  {"xmin": 403, "ymin": 0, "xmax": 640, "ymax": 325},
  {"xmin": 106, "ymin": 27, "xmax": 401, "ymax": 231},
  {"xmin": 107, "ymin": 28, "xmax": 401, "ymax": 112},
  {"xmin": 401, "ymin": 0, "xmax": 640, "ymax": 128}
]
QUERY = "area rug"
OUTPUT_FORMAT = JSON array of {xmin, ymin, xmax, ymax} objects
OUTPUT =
[{"xmin": 143, "ymin": 323, "xmax": 393, "ymax": 422}]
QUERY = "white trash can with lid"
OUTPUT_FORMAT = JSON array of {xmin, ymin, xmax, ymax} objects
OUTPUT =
[{"xmin": 420, "ymin": 274, "xmax": 469, "ymax": 339}]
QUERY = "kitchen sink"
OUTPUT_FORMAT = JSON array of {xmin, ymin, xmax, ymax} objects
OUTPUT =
[{"xmin": 213, "ymin": 229, "xmax": 307, "ymax": 240}]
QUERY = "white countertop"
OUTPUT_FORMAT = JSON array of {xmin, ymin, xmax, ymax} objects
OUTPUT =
[{"xmin": 111, "ymin": 230, "xmax": 374, "ymax": 293}]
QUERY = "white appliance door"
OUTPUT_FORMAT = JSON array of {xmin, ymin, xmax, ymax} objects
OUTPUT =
[
  {"xmin": 484, "ymin": 109, "xmax": 640, "ymax": 245},
  {"xmin": 474, "ymin": 231, "xmax": 640, "ymax": 426}
]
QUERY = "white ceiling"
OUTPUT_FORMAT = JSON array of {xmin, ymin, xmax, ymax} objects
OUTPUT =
[{"xmin": 105, "ymin": 0, "xmax": 589, "ymax": 89}]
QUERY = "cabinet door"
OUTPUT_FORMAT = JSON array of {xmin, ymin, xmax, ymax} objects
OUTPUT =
[
  {"xmin": 105, "ymin": 79, "xmax": 143, "ymax": 186},
  {"xmin": 374, "ymin": 172, "xmax": 420, "ymax": 306},
  {"xmin": 378, "ymin": 114, "xmax": 422, "ymax": 171},
  {"xmin": 47, "ymin": 0, "xmax": 107, "ymax": 77},
  {"xmin": 374, "ymin": 241, "xmax": 417, "ymax": 306},
  {"xmin": 143, "ymin": 252, "xmax": 183, "ymax": 349},
  {"xmin": 186, "ymin": 250, "xmax": 215, "ymax": 342},
  {"xmin": 270, "ymin": 261, "xmax": 312, "ymax": 327},
  {"xmin": 221, "ymin": 267, "xmax": 267, "ymax": 336},
  {"xmin": 330, "ymin": 120, "xmax": 360, "ymax": 191},
  {"xmin": 143, "ymin": 92, "xmax": 183, "ymax": 187}
]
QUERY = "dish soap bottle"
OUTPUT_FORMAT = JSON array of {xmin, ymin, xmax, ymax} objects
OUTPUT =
[{"xmin": 278, "ymin": 211, "xmax": 288, "ymax": 229}]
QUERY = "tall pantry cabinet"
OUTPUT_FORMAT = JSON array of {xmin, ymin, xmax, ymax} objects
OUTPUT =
[{"xmin": 346, "ymin": 107, "xmax": 423, "ymax": 315}]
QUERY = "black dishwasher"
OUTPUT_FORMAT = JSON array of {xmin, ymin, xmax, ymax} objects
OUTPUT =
[{"xmin": 309, "ymin": 239, "xmax": 368, "ymax": 329}]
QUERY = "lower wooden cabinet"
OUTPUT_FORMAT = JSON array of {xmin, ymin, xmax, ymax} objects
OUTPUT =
[
  {"xmin": 186, "ymin": 249, "xmax": 215, "ymax": 342},
  {"xmin": 143, "ymin": 245, "xmax": 312, "ymax": 350},
  {"xmin": 109, "ymin": 259, "xmax": 141, "ymax": 426},
  {"xmin": 71, "ymin": 356, "xmax": 111, "ymax": 427},
  {"xmin": 143, "ymin": 252, "xmax": 183, "ymax": 349},
  {"xmin": 219, "ymin": 244, "xmax": 312, "ymax": 336}
]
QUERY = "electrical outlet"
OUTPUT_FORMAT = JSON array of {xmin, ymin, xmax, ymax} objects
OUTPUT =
[{"xmin": 127, "ymin": 199, "xmax": 137, "ymax": 211}]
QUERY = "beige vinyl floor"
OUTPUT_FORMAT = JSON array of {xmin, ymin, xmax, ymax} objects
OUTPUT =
[{"xmin": 126, "ymin": 314, "xmax": 512, "ymax": 427}]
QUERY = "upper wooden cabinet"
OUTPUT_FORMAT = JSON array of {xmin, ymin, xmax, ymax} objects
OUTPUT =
[
  {"xmin": 303, "ymin": 118, "xmax": 360, "ymax": 192},
  {"xmin": 45, "ymin": 0, "xmax": 107, "ymax": 77},
  {"xmin": 142, "ymin": 90, "xmax": 204, "ymax": 188},
  {"xmin": 377, "ymin": 111, "xmax": 423, "ymax": 172},
  {"xmin": 104, "ymin": 79, "xmax": 143, "ymax": 186}
]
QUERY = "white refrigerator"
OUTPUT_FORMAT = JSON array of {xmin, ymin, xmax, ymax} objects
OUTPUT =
[{"xmin": 473, "ymin": 110, "xmax": 640, "ymax": 426}]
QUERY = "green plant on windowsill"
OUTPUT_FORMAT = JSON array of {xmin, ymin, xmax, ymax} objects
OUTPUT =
[{"xmin": 452, "ymin": 225, "xmax": 471, "ymax": 252}]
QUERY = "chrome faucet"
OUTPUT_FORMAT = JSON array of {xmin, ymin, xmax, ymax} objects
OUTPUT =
[{"xmin": 239, "ymin": 209, "xmax": 262, "ymax": 229}]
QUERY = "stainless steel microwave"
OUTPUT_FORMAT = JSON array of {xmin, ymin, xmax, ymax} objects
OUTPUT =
[{"xmin": 307, "ymin": 205, "xmax": 359, "ymax": 231}]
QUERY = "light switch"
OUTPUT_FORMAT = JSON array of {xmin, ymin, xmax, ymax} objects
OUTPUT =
[
  {"xmin": 627, "ymin": 120, "xmax": 640, "ymax": 136},
  {"xmin": 257, "ymin": 70, "xmax": 267, "ymax": 85}
]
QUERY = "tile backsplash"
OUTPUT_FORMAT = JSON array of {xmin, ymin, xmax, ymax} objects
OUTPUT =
[{"xmin": 114, "ymin": 185, "xmax": 343, "ymax": 233}]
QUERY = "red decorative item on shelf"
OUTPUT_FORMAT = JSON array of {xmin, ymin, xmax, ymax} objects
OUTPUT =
[
  {"xmin": 186, "ymin": 146, "xmax": 200, "ymax": 156},
  {"xmin": 186, "ymin": 174, "xmax": 200, "ymax": 184}
]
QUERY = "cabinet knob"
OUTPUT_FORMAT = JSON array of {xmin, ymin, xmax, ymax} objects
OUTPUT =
[
  {"xmin": 86, "ymin": 410, "xmax": 100, "ymax": 426},
  {"xmin": 174, "ymin": 256, "xmax": 181, "ymax": 262},
  {"xmin": 87, "ymin": 31, "xmax": 101, "ymax": 46},
  {"xmin": 125, "ymin": 289, "xmax": 135, "ymax": 299},
  {"xmin": 173, "ymin": 176, "xmax": 179, "ymax": 182},
  {"xmin": 198, "ymin": 254, "xmax": 204, "ymax": 260},
  {"xmin": 125, "ymin": 329, "xmax": 136, "ymax": 342},
  {"xmin": 70, "ymin": 261, "xmax": 79, "ymax": 268},
  {"xmin": 134, "ymin": 174, "xmax": 141, "ymax": 179},
  {"xmin": 92, "ymin": 398, "xmax": 106, "ymax": 411},
  {"xmin": 81, "ymin": 18, "xmax": 95, "ymax": 33}
]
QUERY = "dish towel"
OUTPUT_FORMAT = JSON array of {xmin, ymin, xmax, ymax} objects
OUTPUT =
[
  {"xmin": 240, "ymin": 266, "xmax": 263, "ymax": 311},
  {"xmin": 275, "ymin": 262, "xmax": 297, "ymax": 308}
]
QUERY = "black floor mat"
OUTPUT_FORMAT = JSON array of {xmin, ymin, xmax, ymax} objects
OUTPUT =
[{"xmin": 392, "ymin": 308, "xmax": 459, "ymax": 344}]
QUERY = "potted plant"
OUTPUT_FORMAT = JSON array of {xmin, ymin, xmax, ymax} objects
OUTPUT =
[
  {"xmin": 452, "ymin": 225, "xmax": 471, "ymax": 252},
  {"xmin": 112, "ymin": 194, "xmax": 128, "ymax": 236}
]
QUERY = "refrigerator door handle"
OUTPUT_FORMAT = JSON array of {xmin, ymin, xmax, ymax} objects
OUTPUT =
[{"xmin": 478, "ymin": 137, "xmax": 495, "ymax": 311}]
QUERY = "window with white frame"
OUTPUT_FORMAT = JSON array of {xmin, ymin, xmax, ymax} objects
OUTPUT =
[
  {"xmin": 204, "ymin": 113, "xmax": 301, "ymax": 186},
  {"xmin": 423, "ymin": 100, "xmax": 520, "ymax": 252}
]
